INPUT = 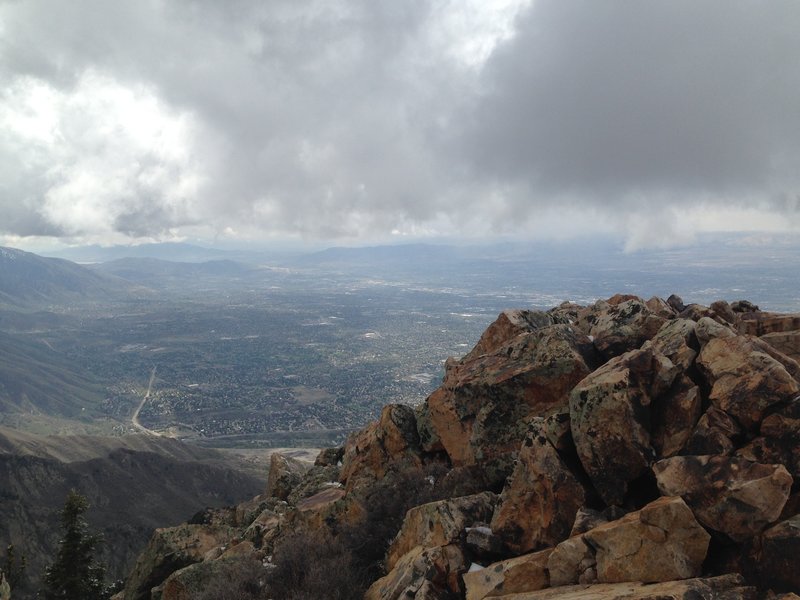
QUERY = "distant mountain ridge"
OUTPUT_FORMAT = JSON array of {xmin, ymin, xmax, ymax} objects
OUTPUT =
[{"xmin": 0, "ymin": 246, "xmax": 138, "ymax": 306}]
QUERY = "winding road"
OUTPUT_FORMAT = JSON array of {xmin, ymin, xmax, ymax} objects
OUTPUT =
[{"xmin": 132, "ymin": 366, "xmax": 161, "ymax": 436}]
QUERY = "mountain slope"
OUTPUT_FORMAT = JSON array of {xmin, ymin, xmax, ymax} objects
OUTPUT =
[
  {"xmin": 0, "ymin": 247, "xmax": 139, "ymax": 306},
  {"xmin": 0, "ymin": 330, "xmax": 106, "ymax": 419},
  {"xmin": 0, "ymin": 431, "xmax": 266, "ymax": 596}
]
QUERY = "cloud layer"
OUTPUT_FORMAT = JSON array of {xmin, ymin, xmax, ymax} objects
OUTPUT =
[{"xmin": 1, "ymin": 0, "xmax": 799, "ymax": 247}]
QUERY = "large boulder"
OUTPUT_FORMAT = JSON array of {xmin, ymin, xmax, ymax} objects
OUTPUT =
[
  {"xmin": 569, "ymin": 347, "xmax": 679, "ymax": 505},
  {"xmin": 762, "ymin": 330, "xmax": 800, "ymax": 363},
  {"xmin": 339, "ymin": 404, "xmax": 422, "ymax": 491},
  {"xmin": 548, "ymin": 496, "xmax": 710, "ymax": 586},
  {"xmin": 650, "ymin": 375, "xmax": 702, "ymax": 459},
  {"xmin": 757, "ymin": 514, "xmax": 800, "ymax": 592},
  {"xmin": 480, "ymin": 574, "xmax": 755, "ymax": 600},
  {"xmin": 386, "ymin": 492, "xmax": 496, "ymax": 571},
  {"xmin": 697, "ymin": 336, "xmax": 800, "ymax": 431},
  {"xmin": 737, "ymin": 312, "xmax": 800, "ymax": 336},
  {"xmin": 123, "ymin": 524, "xmax": 237, "ymax": 600},
  {"xmin": 265, "ymin": 452, "xmax": 310, "ymax": 501},
  {"xmin": 463, "ymin": 310, "xmax": 556, "ymax": 360},
  {"xmin": 463, "ymin": 549, "xmax": 552, "ymax": 600},
  {"xmin": 490, "ymin": 420, "xmax": 587, "ymax": 554},
  {"xmin": 577, "ymin": 298, "xmax": 666, "ymax": 360},
  {"xmin": 653, "ymin": 455, "xmax": 792, "ymax": 542},
  {"xmin": 365, "ymin": 545, "xmax": 465, "ymax": 600},
  {"xmin": 425, "ymin": 324, "xmax": 597, "ymax": 478},
  {"xmin": 643, "ymin": 318, "xmax": 698, "ymax": 371},
  {"xmin": 584, "ymin": 496, "xmax": 709, "ymax": 583},
  {"xmin": 158, "ymin": 555, "xmax": 265, "ymax": 600},
  {"xmin": 684, "ymin": 406, "xmax": 742, "ymax": 455},
  {"xmin": 737, "ymin": 396, "xmax": 800, "ymax": 479}
]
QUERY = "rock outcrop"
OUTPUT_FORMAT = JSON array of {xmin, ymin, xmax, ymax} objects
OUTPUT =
[{"xmin": 114, "ymin": 295, "xmax": 800, "ymax": 599}]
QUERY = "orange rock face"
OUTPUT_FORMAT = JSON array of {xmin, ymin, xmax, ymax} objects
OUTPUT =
[
  {"xmin": 491, "ymin": 420, "xmax": 587, "ymax": 554},
  {"xmin": 426, "ymin": 324, "xmax": 598, "ymax": 476},
  {"xmin": 698, "ymin": 335, "xmax": 800, "ymax": 431},
  {"xmin": 569, "ymin": 346, "xmax": 679, "ymax": 505}
]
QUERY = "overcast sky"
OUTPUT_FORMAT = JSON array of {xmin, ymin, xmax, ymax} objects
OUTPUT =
[{"xmin": 1, "ymin": 0, "xmax": 799, "ymax": 251}]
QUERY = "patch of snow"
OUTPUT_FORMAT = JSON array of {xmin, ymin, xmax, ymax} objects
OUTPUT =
[
  {"xmin": 467, "ymin": 563, "xmax": 485, "ymax": 572},
  {"xmin": 466, "ymin": 526, "xmax": 493, "ymax": 535}
]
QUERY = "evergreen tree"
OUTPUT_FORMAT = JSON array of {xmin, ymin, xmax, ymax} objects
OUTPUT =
[
  {"xmin": 42, "ymin": 490, "xmax": 108, "ymax": 600},
  {"xmin": 1, "ymin": 544, "xmax": 27, "ymax": 591}
]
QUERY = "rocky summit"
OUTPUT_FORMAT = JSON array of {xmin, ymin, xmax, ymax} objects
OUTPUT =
[{"xmin": 111, "ymin": 295, "xmax": 800, "ymax": 599}]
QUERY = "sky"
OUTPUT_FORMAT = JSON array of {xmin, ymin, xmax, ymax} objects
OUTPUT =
[{"xmin": 1, "ymin": 0, "xmax": 799, "ymax": 251}]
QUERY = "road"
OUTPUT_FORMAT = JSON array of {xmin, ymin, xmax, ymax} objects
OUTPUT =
[{"xmin": 132, "ymin": 366, "xmax": 161, "ymax": 436}]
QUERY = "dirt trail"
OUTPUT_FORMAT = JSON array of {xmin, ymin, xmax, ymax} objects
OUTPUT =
[{"xmin": 132, "ymin": 366, "xmax": 161, "ymax": 436}]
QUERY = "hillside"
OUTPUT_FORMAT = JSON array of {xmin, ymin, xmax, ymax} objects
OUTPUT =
[
  {"xmin": 109, "ymin": 294, "xmax": 800, "ymax": 599},
  {"xmin": 0, "ymin": 330, "xmax": 107, "ymax": 420},
  {"xmin": 0, "ymin": 430, "xmax": 266, "ymax": 596},
  {"xmin": 0, "ymin": 247, "xmax": 140, "ymax": 307}
]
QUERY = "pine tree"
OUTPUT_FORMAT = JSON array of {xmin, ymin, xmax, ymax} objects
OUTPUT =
[
  {"xmin": 42, "ymin": 490, "xmax": 108, "ymax": 600},
  {"xmin": 1, "ymin": 544, "xmax": 27, "ymax": 591}
]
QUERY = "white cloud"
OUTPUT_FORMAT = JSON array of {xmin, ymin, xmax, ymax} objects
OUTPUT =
[{"xmin": 0, "ymin": 0, "xmax": 798, "ymax": 249}]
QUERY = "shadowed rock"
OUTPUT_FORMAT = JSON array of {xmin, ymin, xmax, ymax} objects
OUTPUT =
[
  {"xmin": 491, "ymin": 420, "xmax": 587, "ymax": 554},
  {"xmin": 654, "ymin": 455, "xmax": 792, "ymax": 542},
  {"xmin": 569, "ymin": 346, "xmax": 679, "ymax": 505}
]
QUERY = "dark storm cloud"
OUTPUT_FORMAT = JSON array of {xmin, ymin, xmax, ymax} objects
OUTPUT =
[
  {"xmin": 461, "ymin": 1, "xmax": 800, "ymax": 205},
  {"xmin": 1, "ymin": 0, "xmax": 799, "ymax": 246}
]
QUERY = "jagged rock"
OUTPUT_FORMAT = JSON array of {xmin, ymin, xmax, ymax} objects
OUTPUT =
[
  {"xmin": 680, "ymin": 303, "xmax": 725, "ymax": 323},
  {"xmin": 548, "ymin": 301, "xmax": 582, "ymax": 324},
  {"xmin": 584, "ymin": 496, "xmax": 709, "ymax": 583},
  {"xmin": 651, "ymin": 375, "xmax": 702, "ymax": 458},
  {"xmin": 123, "ymin": 524, "xmax": 237, "ymax": 600},
  {"xmin": 654, "ymin": 455, "xmax": 792, "ymax": 541},
  {"xmin": 491, "ymin": 420, "xmax": 587, "ymax": 554},
  {"xmin": 568, "ymin": 506, "xmax": 626, "ymax": 537},
  {"xmin": 462, "ymin": 548, "xmax": 552, "ymax": 600},
  {"xmin": 158, "ymin": 556, "xmax": 265, "ymax": 600},
  {"xmin": 710, "ymin": 300, "xmax": 737, "ymax": 324},
  {"xmin": 737, "ymin": 397, "xmax": 800, "ymax": 478},
  {"xmin": 643, "ymin": 318, "xmax": 698, "ymax": 371},
  {"xmin": 485, "ymin": 574, "xmax": 755, "ymax": 599},
  {"xmin": 265, "ymin": 452, "xmax": 310, "ymax": 501},
  {"xmin": 286, "ymin": 464, "xmax": 341, "ymax": 505},
  {"xmin": 758, "ymin": 514, "xmax": 800, "ymax": 592},
  {"xmin": 365, "ymin": 545, "xmax": 465, "ymax": 600},
  {"xmin": 542, "ymin": 407, "xmax": 572, "ymax": 452},
  {"xmin": 290, "ymin": 486, "xmax": 361, "ymax": 534},
  {"xmin": 646, "ymin": 295, "xmax": 677, "ymax": 318},
  {"xmin": 737, "ymin": 312, "xmax": 800, "ymax": 336},
  {"xmin": 732, "ymin": 300, "xmax": 760, "ymax": 313},
  {"xmin": 569, "ymin": 346, "xmax": 679, "ymax": 505},
  {"xmin": 549, "ymin": 496, "xmax": 709, "ymax": 588},
  {"xmin": 339, "ymin": 404, "xmax": 421, "ymax": 491},
  {"xmin": 577, "ymin": 298, "xmax": 666, "ymax": 359},
  {"xmin": 684, "ymin": 406, "xmax": 742, "ymax": 455},
  {"xmin": 697, "ymin": 335, "xmax": 800, "ymax": 431},
  {"xmin": 762, "ymin": 330, "xmax": 800, "ymax": 363},
  {"xmin": 425, "ymin": 324, "xmax": 597, "ymax": 480},
  {"xmin": 547, "ymin": 535, "xmax": 596, "ymax": 586},
  {"xmin": 386, "ymin": 492, "xmax": 496, "ymax": 571},
  {"xmin": 465, "ymin": 524, "xmax": 504, "ymax": 558},
  {"xmin": 695, "ymin": 315, "xmax": 737, "ymax": 345},
  {"xmin": 667, "ymin": 294, "xmax": 686, "ymax": 313},
  {"xmin": 464, "ymin": 310, "xmax": 556, "ymax": 360},
  {"xmin": 242, "ymin": 501, "xmax": 288, "ymax": 549},
  {"xmin": 314, "ymin": 446, "xmax": 344, "ymax": 466}
]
